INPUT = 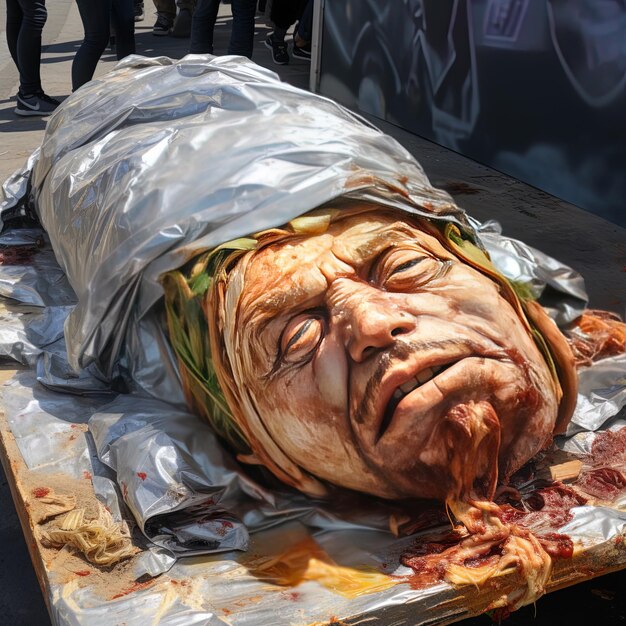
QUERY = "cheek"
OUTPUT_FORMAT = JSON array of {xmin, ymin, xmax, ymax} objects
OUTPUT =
[
  {"xmin": 250, "ymin": 341, "xmax": 356, "ymax": 478},
  {"xmin": 312, "ymin": 335, "xmax": 349, "ymax": 412}
]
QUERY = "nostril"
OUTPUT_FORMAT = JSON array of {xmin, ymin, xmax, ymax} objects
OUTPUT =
[
  {"xmin": 391, "ymin": 326, "xmax": 409, "ymax": 337},
  {"xmin": 361, "ymin": 346, "xmax": 376, "ymax": 360}
]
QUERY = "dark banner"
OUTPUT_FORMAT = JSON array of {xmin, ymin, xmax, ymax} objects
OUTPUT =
[{"xmin": 318, "ymin": 0, "xmax": 626, "ymax": 225}]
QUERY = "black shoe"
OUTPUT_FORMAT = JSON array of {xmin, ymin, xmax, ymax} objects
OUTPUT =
[
  {"xmin": 14, "ymin": 91, "xmax": 59, "ymax": 117},
  {"xmin": 264, "ymin": 33, "xmax": 289, "ymax": 65},
  {"xmin": 37, "ymin": 91, "xmax": 60, "ymax": 106},
  {"xmin": 171, "ymin": 8, "xmax": 192, "ymax": 38},
  {"xmin": 152, "ymin": 14, "xmax": 172, "ymax": 35},
  {"xmin": 292, "ymin": 43, "xmax": 311, "ymax": 61}
]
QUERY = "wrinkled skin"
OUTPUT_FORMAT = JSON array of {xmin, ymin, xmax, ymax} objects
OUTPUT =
[{"xmin": 230, "ymin": 212, "xmax": 558, "ymax": 500}]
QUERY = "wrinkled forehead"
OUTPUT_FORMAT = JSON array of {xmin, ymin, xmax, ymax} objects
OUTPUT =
[
  {"xmin": 247, "ymin": 211, "xmax": 453, "ymax": 285},
  {"xmin": 231, "ymin": 210, "xmax": 456, "ymax": 327}
]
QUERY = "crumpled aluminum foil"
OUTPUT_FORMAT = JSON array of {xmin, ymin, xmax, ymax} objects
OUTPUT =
[{"xmin": 1, "ymin": 55, "xmax": 625, "ymax": 624}]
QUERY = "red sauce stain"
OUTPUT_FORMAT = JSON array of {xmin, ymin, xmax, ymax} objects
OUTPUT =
[
  {"xmin": 83, "ymin": 471, "xmax": 92, "ymax": 480},
  {"xmin": 111, "ymin": 580, "xmax": 153, "ymax": 600},
  {"xmin": 70, "ymin": 424, "xmax": 79, "ymax": 429},
  {"xmin": 74, "ymin": 570, "xmax": 91, "ymax": 577},
  {"xmin": 0, "ymin": 248, "xmax": 38, "ymax": 265},
  {"xmin": 401, "ymin": 532, "xmax": 460, "ymax": 587},
  {"xmin": 538, "ymin": 533, "xmax": 574, "ymax": 559},
  {"xmin": 121, "ymin": 481, "xmax": 128, "ymax": 499},
  {"xmin": 524, "ymin": 484, "xmax": 587, "ymax": 513},
  {"xmin": 283, "ymin": 591, "xmax": 301, "ymax": 601},
  {"xmin": 576, "ymin": 467, "xmax": 626, "ymax": 500},
  {"xmin": 590, "ymin": 428, "xmax": 626, "ymax": 465},
  {"xmin": 137, "ymin": 472, "xmax": 147, "ymax": 481},
  {"xmin": 68, "ymin": 434, "xmax": 77, "ymax": 441},
  {"xmin": 222, "ymin": 608, "xmax": 232, "ymax": 616},
  {"xmin": 402, "ymin": 483, "xmax": 581, "ymax": 590},
  {"xmin": 215, "ymin": 519, "xmax": 235, "ymax": 537},
  {"xmin": 615, "ymin": 535, "xmax": 623, "ymax": 546},
  {"xmin": 32, "ymin": 487, "xmax": 50, "ymax": 499}
]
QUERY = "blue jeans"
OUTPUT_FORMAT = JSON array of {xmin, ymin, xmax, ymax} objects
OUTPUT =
[
  {"xmin": 5, "ymin": 0, "xmax": 47, "ymax": 94},
  {"xmin": 190, "ymin": 0, "xmax": 256, "ymax": 58}
]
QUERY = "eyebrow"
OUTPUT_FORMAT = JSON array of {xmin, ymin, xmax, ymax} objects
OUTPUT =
[{"xmin": 254, "ymin": 282, "xmax": 327, "ymax": 321}]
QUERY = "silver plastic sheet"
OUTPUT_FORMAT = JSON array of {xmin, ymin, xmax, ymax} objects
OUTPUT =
[
  {"xmin": 0, "ymin": 55, "xmax": 625, "ymax": 624},
  {"xmin": 27, "ymin": 54, "xmax": 469, "ymax": 382},
  {"xmin": 473, "ymin": 219, "xmax": 588, "ymax": 324}
]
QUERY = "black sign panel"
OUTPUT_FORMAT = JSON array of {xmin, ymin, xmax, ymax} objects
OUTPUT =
[{"xmin": 319, "ymin": 0, "xmax": 626, "ymax": 225}]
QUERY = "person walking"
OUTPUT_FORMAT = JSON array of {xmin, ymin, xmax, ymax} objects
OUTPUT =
[
  {"xmin": 189, "ymin": 0, "xmax": 256, "ymax": 58},
  {"xmin": 5, "ymin": 0, "xmax": 59, "ymax": 116},
  {"xmin": 72, "ymin": 0, "xmax": 136, "ymax": 91}
]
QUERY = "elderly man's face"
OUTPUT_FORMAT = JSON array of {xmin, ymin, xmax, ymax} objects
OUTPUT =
[{"xmin": 234, "ymin": 212, "xmax": 558, "ymax": 500}]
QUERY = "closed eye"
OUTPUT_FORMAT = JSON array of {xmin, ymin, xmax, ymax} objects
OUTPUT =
[
  {"xmin": 279, "ymin": 313, "xmax": 325, "ymax": 364},
  {"xmin": 390, "ymin": 257, "xmax": 426, "ymax": 275},
  {"xmin": 370, "ymin": 248, "xmax": 445, "ymax": 291}
]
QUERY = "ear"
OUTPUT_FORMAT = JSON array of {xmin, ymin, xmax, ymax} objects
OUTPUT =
[{"xmin": 524, "ymin": 300, "xmax": 578, "ymax": 435}]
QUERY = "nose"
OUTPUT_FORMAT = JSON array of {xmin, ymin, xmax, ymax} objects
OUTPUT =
[{"xmin": 328, "ymin": 277, "xmax": 415, "ymax": 363}]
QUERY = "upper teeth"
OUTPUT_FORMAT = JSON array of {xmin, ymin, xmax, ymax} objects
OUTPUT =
[{"xmin": 395, "ymin": 366, "xmax": 443, "ymax": 397}]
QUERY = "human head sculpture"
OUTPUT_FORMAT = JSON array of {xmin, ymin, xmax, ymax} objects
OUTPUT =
[{"xmin": 163, "ymin": 203, "xmax": 578, "ymax": 502}]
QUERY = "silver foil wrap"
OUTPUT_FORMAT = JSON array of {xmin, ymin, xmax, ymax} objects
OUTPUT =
[{"xmin": 1, "ymin": 55, "xmax": 625, "ymax": 624}]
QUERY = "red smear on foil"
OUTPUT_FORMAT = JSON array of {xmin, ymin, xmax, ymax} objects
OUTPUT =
[{"xmin": 111, "ymin": 580, "xmax": 153, "ymax": 600}]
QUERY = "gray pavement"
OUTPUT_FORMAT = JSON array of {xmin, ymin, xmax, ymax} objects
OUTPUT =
[{"xmin": 0, "ymin": 3, "xmax": 625, "ymax": 625}]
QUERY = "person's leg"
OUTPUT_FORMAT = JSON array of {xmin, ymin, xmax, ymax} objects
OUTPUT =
[
  {"xmin": 227, "ymin": 0, "xmax": 256, "ymax": 58},
  {"xmin": 152, "ymin": 0, "xmax": 176, "ymax": 21},
  {"xmin": 171, "ymin": 0, "xmax": 195, "ymax": 37},
  {"xmin": 72, "ymin": 0, "xmax": 111, "ymax": 91},
  {"xmin": 13, "ymin": 0, "xmax": 47, "ymax": 95},
  {"xmin": 269, "ymin": 0, "xmax": 293, "ymax": 34},
  {"xmin": 111, "ymin": 0, "xmax": 136, "ymax": 59},
  {"xmin": 5, "ymin": 0, "xmax": 23, "ymax": 72},
  {"xmin": 265, "ymin": 0, "xmax": 291, "ymax": 63},
  {"xmin": 133, "ymin": 0, "xmax": 144, "ymax": 21},
  {"xmin": 296, "ymin": 0, "xmax": 312, "ymax": 43},
  {"xmin": 189, "ymin": 0, "xmax": 220, "ymax": 53},
  {"xmin": 291, "ymin": 0, "xmax": 311, "ymax": 60},
  {"xmin": 152, "ymin": 0, "xmax": 175, "ymax": 33}
]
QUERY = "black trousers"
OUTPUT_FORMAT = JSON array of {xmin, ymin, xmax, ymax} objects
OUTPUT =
[
  {"xmin": 73, "ymin": 0, "xmax": 135, "ymax": 91},
  {"xmin": 270, "ymin": 0, "xmax": 307, "ymax": 31},
  {"xmin": 190, "ymin": 0, "xmax": 256, "ymax": 58},
  {"xmin": 5, "ymin": 0, "xmax": 47, "ymax": 95}
]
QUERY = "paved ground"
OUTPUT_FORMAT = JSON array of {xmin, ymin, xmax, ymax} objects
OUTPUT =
[{"xmin": 0, "ymin": 3, "xmax": 625, "ymax": 625}]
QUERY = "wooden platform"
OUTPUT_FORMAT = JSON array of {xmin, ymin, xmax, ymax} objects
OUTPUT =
[{"xmin": 2, "ymin": 359, "xmax": 626, "ymax": 625}]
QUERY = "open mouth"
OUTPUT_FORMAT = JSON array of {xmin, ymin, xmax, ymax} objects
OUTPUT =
[{"xmin": 376, "ymin": 361, "xmax": 457, "ymax": 442}]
